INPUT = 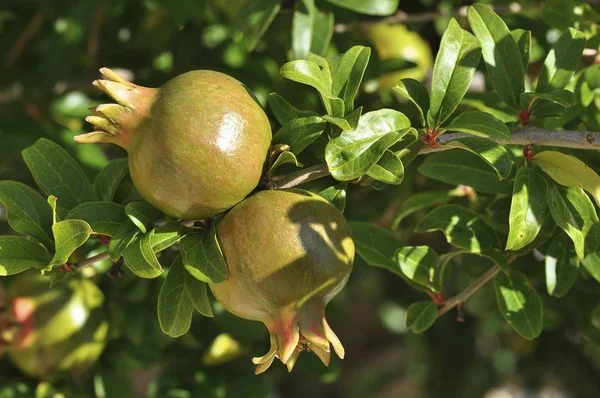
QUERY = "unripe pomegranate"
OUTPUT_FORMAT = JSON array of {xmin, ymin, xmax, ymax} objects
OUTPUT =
[
  {"xmin": 210, "ymin": 189, "xmax": 355, "ymax": 373},
  {"xmin": 0, "ymin": 272, "xmax": 108, "ymax": 379},
  {"xmin": 75, "ymin": 68, "xmax": 272, "ymax": 220}
]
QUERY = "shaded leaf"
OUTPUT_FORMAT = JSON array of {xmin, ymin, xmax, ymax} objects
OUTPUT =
[
  {"xmin": 49, "ymin": 220, "xmax": 92, "ymax": 267},
  {"xmin": 545, "ymin": 234, "xmax": 579, "ymax": 297},
  {"xmin": 325, "ymin": 0, "xmax": 398, "ymax": 16},
  {"xmin": 406, "ymin": 301, "xmax": 438, "ymax": 334},
  {"xmin": 392, "ymin": 191, "xmax": 455, "ymax": 228},
  {"xmin": 292, "ymin": 0, "xmax": 334, "ymax": 59},
  {"xmin": 521, "ymin": 90, "xmax": 576, "ymax": 109},
  {"xmin": 181, "ymin": 224, "xmax": 228, "ymax": 283},
  {"xmin": 158, "ymin": 256, "xmax": 194, "ymax": 337},
  {"xmin": 393, "ymin": 78, "xmax": 430, "ymax": 127},
  {"xmin": 511, "ymin": 29, "xmax": 531, "ymax": 70},
  {"xmin": 318, "ymin": 184, "xmax": 347, "ymax": 213},
  {"xmin": 94, "ymin": 158, "xmax": 129, "ymax": 202},
  {"xmin": 184, "ymin": 271, "xmax": 214, "ymax": 317},
  {"xmin": 268, "ymin": 151, "xmax": 302, "ymax": 180},
  {"xmin": 0, "ymin": 236, "xmax": 49, "ymax": 275},
  {"xmin": 582, "ymin": 252, "xmax": 600, "ymax": 284},
  {"xmin": 123, "ymin": 232, "xmax": 163, "ymax": 278},
  {"xmin": 150, "ymin": 224, "xmax": 186, "ymax": 253},
  {"xmin": 365, "ymin": 150, "xmax": 405, "ymax": 185},
  {"xmin": 235, "ymin": 0, "xmax": 280, "ymax": 51},
  {"xmin": 444, "ymin": 111, "xmax": 511, "ymax": 140},
  {"xmin": 537, "ymin": 27, "xmax": 587, "ymax": 93},
  {"xmin": 331, "ymin": 46, "xmax": 371, "ymax": 112},
  {"xmin": 272, "ymin": 116, "xmax": 326, "ymax": 155},
  {"xmin": 125, "ymin": 201, "xmax": 162, "ymax": 234},
  {"xmin": 444, "ymin": 137, "xmax": 512, "ymax": 180},
  {"xmin": 108, "ymin": 220, "xmax": 140, "ymax": 261},
  {"xmin": 65, "ymin": 202, "xmax": 127, "ymax": 237},
  {"xmin": 395, "ymin": 246, "xmax": 440, "ymax": 292}
]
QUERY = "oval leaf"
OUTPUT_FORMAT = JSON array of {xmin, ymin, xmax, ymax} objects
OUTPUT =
[
  {"xmin": 65, "ymin": 202, "xmax": 127, "ymax": 237},
  {"xmin": 49, "ymin": 220, "xmax": 92, "ymax": 267},
  {"xmin": 545, "ymin": 234, "xmax": 579, "ymax": 298},
  {"xmin": 406, "ymin": 301, "xmax": 438, "ymax": 334},
  {"xmin": 184, "ymin": 271, "xmax": 214, "ymax": 317},
  {"xmin": 445, "ymin": 137, "xmax": 513, "ymax": 180},
  {"xmin": 0, "ymin": 236, "xmax": 49, "ymax": 275},
  {"xmin": 395, "ymin": 246, "xmax": 440, "ymax": 292},
  {"xmin": 158, "ymin": 256, "xmax": 194, "ymax": 337},
  {"xmin": 444, "ymin": 111, "xmax": 511, "ymax": 140},
  {"xmin": 181, "ymin": 224, "xmax": 228, "ymax": 284},
  {"xmin": 125, "ymin": 201, "xmax": 162, "ymax": 234},
  {"xmin": 123, "ymin": 232, "xmax": 164, "ymax": 278}
]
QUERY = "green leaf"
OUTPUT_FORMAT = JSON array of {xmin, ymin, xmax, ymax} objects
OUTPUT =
[
  {"xmin": 235, "ymin": 0, "xmax": 280, "ymax": 51},
  {"xmin": 365, "ymin": 150, "xmax": 405, "ymax": 185},
  {"xmin": 325, "ymin": 109, "xmax": 412, "ymax": 181},
  {"xmin": 545, "ymin": 234, "xmax": 579, "ymax": 297},
  {"xmin": 0, "ymin": 181, "xmax": 53, "ymax": 247},
  {"xmin": 150, "ymin": 224, "xmax": 186, "ymax": 253},
  {"xmin": 428, "ymin": 18, "xmax": 481, "ymax": 127},
  {"xmin": 268, "ymin": 151, "xmax": 302, "ymax": 180},
  {"xmin": 537, "ymin": 28, "xmax": 587, "ymax": 93},
  {"xmin": 392, "ymin": 191, "xmax": 455, "ymax": 228},
  {"xmin": 125, "ymin": 201, "xmax": 162, "ymax": 234},
  {"xmin": 467, "ymin": 4, "xmax": 525, "ymax": 111},
  {"xmin": 0, "ymin": 236, "xmax": 49, "ymax": 275},
  {"xmin": 444, "ymin": 137, "xmax": 513, "ymax": 180},
  {"xmin": 93, "ymin": 158, "xmax": 129, "ymax": 202},
  {"xmin": 393, "ymin": 78, "xmax": 430, "ymax": 127},
  {"xmin": 546, "ymin": 184, "xmax": 600, "ymax": 259},
  {"xmin": 406, "ymin": 301, "xmax": 438, "ymax": 334},
  {"xmin": 318, "ymin": 184, "xmax": 347, "ymax": 213},
  {"xmin": 418, "ymin": 150, "xmax": 513, "ymax": 194},
  {"xmin": 349, "ymin": 222, "xmax": 404, "ymax": 275},
  {"xmin": 272, "ymin": 116, "xmax": 326, "ymax": 155},
  {"xmin": 416, "ymin": 205, "xmax": 496, "ymax": 252},
  {"xmin": 184, "ymin": 271, "xmax": 214, "ymax": 317},
  {"xmin": 181, "ymin": 224, "xmax": 228, "ymax": 284},
  {"xmin": 521, "ymin": 90, "xmax": 576, "ymax": 109},
  {"xmin": 46, "ymin": 195, "xmax": 66, "ymax": 225},
  {"xmin": 541, "ymin": 0, "xmax": 587, "ymax": 30},
  {"xmin": 65, "ymin": 202, "xmax": 127, "ymax": 237},
  {"xmin": 158, "ymin": 256, "xmax": 194, "ymax": 337},
  {"xmin": 530, "ymin": 100, "xmax": 566, "ymax": 120},
  {"xmin": 330, "ymin": 46, "xmax": 371, "ymax": 113},
  {"xmin": 21, "ymin": 138, "xmax": 97, "ymax": 210},
  {"xmin": 123, "ymin": 232, "xmax": 164, "ymax": 278},
  {"xmin": 582, "ymin": 252, "xmax": 600, "ymax": 284},
  {"xmin": 493, "ymin": 270, "xmax": 543, "ymax": 340},
  {"xmin": 444, "ymin": 111, "xmax": 511, "ymax": 140},
  {"xmin": 511, "ymin": 29, "xmax": 531, "ymax": 70},
  {"xmin": 108, "ymin": 220, "xmax": 140, "ymax": 261},
  {"xmin": 322, "ymin": 107, "xmax": 362, "ymax": 131},
  {"xmin": 506, "ymin": 165, "xmax": 548, "ymax": 251},
  {"xmin": 395, "ymin": 246, "xmax": 440, "ymax": 292},
  {"xmin": 535, "ymin": 151, "xmax": 600, "ymax": 208},
  {"xmin": 292, "ymin": 0, "xmax": 333, "ymax": 59},
  {"xmin": 268, "ymin": 93, "xmax": 306, "ymax": 125},
  {"xmin": 325, "ymin": 0, "xmax": 398, "ymax": 16},
  {"xmin": 49, "ymin": 220, "xmax": 92, "ymax": 267}
]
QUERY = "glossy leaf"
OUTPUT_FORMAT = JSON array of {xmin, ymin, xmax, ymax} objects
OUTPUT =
[
  {"xmin": 395, "ymin": 246, "xmax": 440, "ymax": 292},
  {"xmin": 158, "ymin": 256, "xmax": 194, "ymax": 337},
  {"xmin": 318, "ymin": 184, "xmax": 347, "ymax": 213},
  {"xmin": 325, "ymin": 0, "xmax": 398, "ymax": 16},
  {"xmin": 272, "ymin": 116, "xmax": 326, "ymax": 155},
  {"xmin": 150, "ymin": 224, "xmax": 186, "ymax": 253},
  {"xmin": 331, "ymin": 46, "xmax": 371, "ymax": 112},
  {"xmin": 537, "ymin": 28, "xmax": 587, "ymax": 93},
  {"xmin": 93, "ymin": 158, "xmax": 129, "ymax": 202},
  {"xmin": 49, "ymin": 220, "xmax": 92, "ymax": 267},
  {"xmin": 468, "ymin": 4, "xmax": 525, "ymax": 111},
  {"xmin": 429, "ymin": 19, "xmax": 481, "ymax": 126},
  {"xmin": 582, "ymin": 252, "xmax": 600, "ymax": 284},
  {"xmin": 406, "ymin": 301, "xmax": 438, "ymax": 334},
  {"xmin": 65, "ymin": 202, "xmax": 127, "ymax": 237},
  {"xmin": 21, "ymin": 138, "xmax": 97, "ymax": 210},
  {"xmin": 506, "ymin": 165, "xmax": 548, "ymax": 251},
  {"xmin": 268, "ymin": 151, "xmax": 302, "ymax": 179},
  {"xmin": 235, "ymin": 0, "xmax": 281, "ymax": 51},
  {"xmin": 444, "ymin": 137, "xmax": 513, "ymax": 180},
  {"xmin": 444, "ymin": 111, "xmax": 511, "ymax": 140},
  {"xmin": 125, "ymin": 201, "xmax": 162, "ymax": 234},
  {"xmin": 365, "ymin": 150, "xmax": 405, "ymax": 185},
  {"xmin": 123, "ymin": 232, "xmax": 164, "ymax": 278},
  {"xmin": 0, "ymin": 181, "xmax": 53, "ymax": 247},
  {"xmin": 325, "ymin": 109, "xmax": 412, "ymax": 181},
  {"xmin": 181, "ymin": 224, "xmax": 228, "ymax": 284},
  {"xmin": 494, "ymin": 270, "xmax": 543, "ymax": 339},
  {"xmin": 535, "ymin": 151, "xmax": 600, "ymax": 208},
  {"xmin": 511, "ymin": 29, "xmax": 531, "ymax": 70},
  {"xmin": 268, "ymin": 93, "xmax": 307, "ymax": 125},
  {"xmin": 418, "ymin": 151, "xmax": 513, "ymax": 194},
  {"xmin": 292, "ymin": 0, "xmax": 333, "ymax": 59},
  {"xmin": 392, "ymin": 191, "xmax": 455, "ymax": 229},
  {"xmin": 545, "ymin": 234, "xmax": 579, "ymax": 297},
  {"xmin": 521, "ymin": 90, "xmax": 576, "ymax": 109},
  {"xmin": 184, "ymin": 271, "xmax": 214, "ymax": 317},
  {"xmin": 416, "ymin": 205, "xmax": 496, "ymax": 252},
  {"xmin": 0, "ymin": 236, "xmax": 49, "ymax": 275},
  {"xmin": 108, "ymin": 220, "xmax": 140, "ymax": 261},
  {"xmin": 47, "ymin": 195, "xmax": 59, "ymax": 225},
  {"xmin": 546, "ymin": 184, "xmax": 600, "ymax": 259},
  {"xmin": 322, "ymin": 107, "xmax": 362, "ymax": 131},
  {"xmin": 393, "ymin": 78, "xmax": 430, "ymax": 127}
]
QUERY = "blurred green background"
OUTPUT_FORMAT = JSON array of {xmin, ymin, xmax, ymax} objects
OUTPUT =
[{"xmin": 2, "ymin": 0, "xmax": 600, "ymax": 397}]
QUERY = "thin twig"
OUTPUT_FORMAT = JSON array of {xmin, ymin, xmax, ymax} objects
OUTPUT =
[
  {"xmin": 4, "ymin": 12, "xmax": 44, "ymax": 66},
  {"xmin": 438, "ymin": 265, "xmax": 501, "ymax": 317},
  {"xmin": 86, "ymin": 6, "xmax": 104, "ymax": 68},
  {"xmin": 334, "ymin": 2, "xmax": 540, "ymax": 33},
  {"xmin": 76, "ymin": 251, "xmax": 110, "ymax": 270},
  {"xmin": 269, "ymin": 128, "xmax": 600, "ymax": 189}
]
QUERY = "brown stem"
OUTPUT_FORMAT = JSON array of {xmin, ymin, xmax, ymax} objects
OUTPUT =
[
  {"xmin": 86, "ymin": 6, "xmax": 104, "ymax": 68},
  {"xmin": 437, "ymin": 265, "xmax": 501, "ymax": 317},
  {"xmin": 76, "ymin": 251, "xmax": 110, "ymax": 270},
  {"xmin": 270, "ymin": 128, "xmax": 600, "ymax": 189},
  {"xmin": 4, "ymin": 13, "xmax": 44, "ymax": 67},
  {"xmin": 334, "ymin": 2, "xmax": 540, "ymax": 33}
]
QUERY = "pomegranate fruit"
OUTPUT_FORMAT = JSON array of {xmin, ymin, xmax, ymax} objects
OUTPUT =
[
  {"xmin": 75, "ymin": 68, "xmax": 272, "ymax": 220},
  {"xmin": 0, "ymin": 272, "xmax": 108, "ymax": 379},
  {"xmin": 209, "ymin": 189, "xmax": 355, "ymax": 373}
]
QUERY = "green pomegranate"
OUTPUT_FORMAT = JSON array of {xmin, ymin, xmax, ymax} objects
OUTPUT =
[
  {"xmin": 0, "ymin": 272, "xmax": 108, "ymax": 379},
  {"xmin": 209, "ymin": 189, "xmax": 355, "ymax": 374},
  {"xmin": 75, "ymin": 68, "xmax": 272, "ymax": 220}
]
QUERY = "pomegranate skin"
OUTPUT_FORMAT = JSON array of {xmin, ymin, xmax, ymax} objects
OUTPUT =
[
  {"xmin": 76, "ymin": 69, "xmax": 272, "ymax": 220},
  {"xmin": 209, "ymin": 189, "xmax": 355, "ymax": 373}
]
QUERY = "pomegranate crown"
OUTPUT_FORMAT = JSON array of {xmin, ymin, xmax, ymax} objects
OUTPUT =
[{"xmin": 74, "ymin": 68, "xmax": 156, "ymax": 150}]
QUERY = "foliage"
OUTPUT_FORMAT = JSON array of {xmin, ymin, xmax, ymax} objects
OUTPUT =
[{"xmin": 1, "ymin": 0, "xmax": 600, "ymax": 396}]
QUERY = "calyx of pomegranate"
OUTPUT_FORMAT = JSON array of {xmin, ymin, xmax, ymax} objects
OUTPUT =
[{"xmin": 209, "ymin": 189, "xmax": 355, "ymax": 374}]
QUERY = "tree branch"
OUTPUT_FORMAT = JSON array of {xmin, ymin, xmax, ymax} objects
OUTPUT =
[
  {"xmin": 75, "ymin": 251, "xmax": 110, "ymax": 270},
  {"xmin": 4, "ymin": 13, "xmax": 44, "ymax": 67},
  {"xmin": 334, "ymin": 2, "xmax": 540, "ymax": 33},
  {"xmin": 437, "ymin": 265, "xmax": 501, "ymax": 317},
  {"xmin": 269, "ymin": 128, "xmax": 600, "ymax": 189}
]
